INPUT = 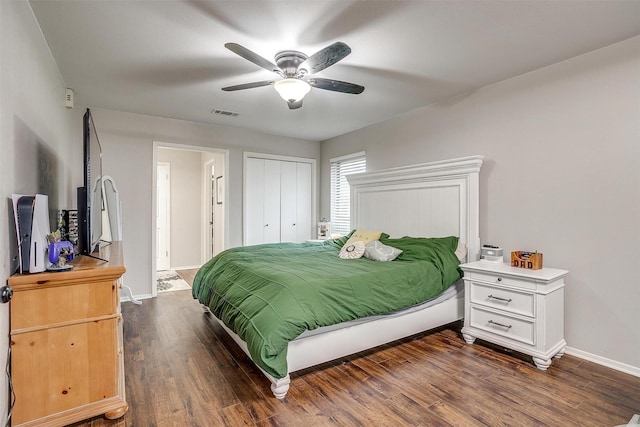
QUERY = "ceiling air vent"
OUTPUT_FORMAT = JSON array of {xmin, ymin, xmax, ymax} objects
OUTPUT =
[{"xmin": 212, "ymin": 108, "xmax": 239, "ymax": 117}]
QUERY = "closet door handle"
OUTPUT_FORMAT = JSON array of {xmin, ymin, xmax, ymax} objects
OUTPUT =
[{"xmin": 264, "ymin": 224, "xmax": 269, "ymax": 227}]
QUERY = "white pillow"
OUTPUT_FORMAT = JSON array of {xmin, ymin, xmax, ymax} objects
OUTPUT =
[
  {"xmin": 363, "ymin": 240, "xmax": 402, "ymax": 262},
  {"xmin": 339, "ymin": 241, "xmax": 365, "ymax": 259},
  {"xmin": 455, "ymin": 241, "xmax": 467, "ymax": 261}
]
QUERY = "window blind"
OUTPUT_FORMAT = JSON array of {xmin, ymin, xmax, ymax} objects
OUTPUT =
[{"xmin": 330, "ymin": 152, "xmax": 366, "ymax": 236}]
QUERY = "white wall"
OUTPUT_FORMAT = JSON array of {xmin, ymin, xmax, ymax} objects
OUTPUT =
[
  {"xmin": 157, "ymin": 148, "xmax": 202, "ymax": 269},
  {"xmin": 0, "ymin": 2, "xmax": 75, "ymax": 422},
  {"xmin": 320, "ymin": 36, "xmax": 640, "ymax": 373},
  {"xmin": 73, "ymin": 107, "xmax": 319, "ymax": 299}
]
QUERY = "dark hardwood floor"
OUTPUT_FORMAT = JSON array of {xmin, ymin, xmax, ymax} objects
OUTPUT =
[{"xmin": 71, "ymin": 283, "xmax": 639, "ymax": 426}]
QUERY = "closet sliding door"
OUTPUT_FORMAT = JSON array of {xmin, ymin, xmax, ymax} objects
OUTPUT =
[
  {"xmin": 280, "ymin": 161, "xmax": 312, "ymax": 243},
  {"xmin": 244, "ymin": 153, "xmax": 316, "ymax": 246},
  {"xmin": 263, "ymin": 160, "xmax": 282, "ymax": 243},
  {"xmin": 280, "ymin": 161, "xmax": 298, "ymax": 243},
  {"xmin": 245, "ymin": 158, "xmax": 281, "ymax": 246},
  {"xmin": 244, "ymin": 157, "xmax": 264, "ymax": 246},
  {"xmin": 295, "ymin": 162, "xmax": 312, "ymax": 242}
]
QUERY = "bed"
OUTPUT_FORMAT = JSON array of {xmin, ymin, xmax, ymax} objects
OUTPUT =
[{"xmin": 193, "ymin": 155, "xmax": 483, "ymax": 399}]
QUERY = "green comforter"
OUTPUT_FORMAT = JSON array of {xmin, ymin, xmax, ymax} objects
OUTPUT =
[{"xmin": 192, "ymin": 234, "xmax": 461, "ymax": 379}]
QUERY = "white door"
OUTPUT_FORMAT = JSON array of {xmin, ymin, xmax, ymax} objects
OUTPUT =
[
  {"xmin": 280, "ymin": 161, "xmax": 312, "ymax": 243},
  {"xmin": 245, "ymin": 156, "xmax": 314, "ymax": 245},
  {"xmin": 245, "ymin": 158, "xmax": 282, "ymax": 245},
  {"xmin": 263, "ymin": 160, "xmax": 281, "ymax": 243},
  {"xmin": 280, "ymin": 161, "xmax": 297, "ymax": 242},
  {"xmin": 156, "ymin": 162, "xmax": 170, "ymax": 270},
  {"xmin": 245, "ymin": 157, "xmax": 265, "ymax": 246},
  {"xmin": 295, "ymin": 162, "xmax": 312, "ymax": 241}
]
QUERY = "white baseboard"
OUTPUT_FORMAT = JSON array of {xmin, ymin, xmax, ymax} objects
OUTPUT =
[
  {"xmin": 171, "ymin": 265, "xmax": 201, "ymax": 270},
  {"xmin": 120, "ymin": 293, "xmax": 153, "ymax": 303},
  {"xmin": 565, "ymin": 346, "xmax": 640, "ymax": 377}
]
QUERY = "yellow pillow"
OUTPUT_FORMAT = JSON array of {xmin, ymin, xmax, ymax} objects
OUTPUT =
[{"xmin": 344, "ymin": 229, "xmax": 382, "ymax": 247}]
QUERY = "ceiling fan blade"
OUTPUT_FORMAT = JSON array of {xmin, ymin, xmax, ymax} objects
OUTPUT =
[
  {"xmin": 298, "ymin": 42, "xmax": 351, "ymax": 75},
  {"xmin": 287, "ymin": 100, "xmax": 303, "ymax": 110},
  {"xmin": 222, "ymin": 80, "xmax": 274, "ymax": 91},
  {"xmin": 307, "ymin": 78, "xmax": 364, "ymax": 94},
  {"xmin": 225, "ymin": 43, "xmax": 280, "ymax": 73}
]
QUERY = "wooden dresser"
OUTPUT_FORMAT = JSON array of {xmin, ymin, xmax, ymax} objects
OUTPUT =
[{"xmin": 8, "ymin": 242, "xmax": 128, "ymax": 426}]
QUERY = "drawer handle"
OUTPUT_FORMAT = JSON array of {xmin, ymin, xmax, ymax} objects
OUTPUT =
[
  {"xmin": 488, "ymin": 320, "xmax": 512, "ymax": 329},
  {"xmin": 488, "ymin": 294, "xmax": 512, "ymax": 303},
  {"xmin": 496, "ymin": 277, "xmax": 502, "ymax": 282}
]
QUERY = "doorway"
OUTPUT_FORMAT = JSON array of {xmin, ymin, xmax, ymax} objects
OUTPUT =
[{"xmin": 153, "ymin": 143, "xmax": 228, "ymax": 296}]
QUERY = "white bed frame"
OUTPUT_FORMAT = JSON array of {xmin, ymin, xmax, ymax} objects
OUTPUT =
[{"xmin": 208, "ymin": 155, "xmax": 483, "ymax": 399}]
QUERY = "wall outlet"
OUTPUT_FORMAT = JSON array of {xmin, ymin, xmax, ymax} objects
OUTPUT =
[{"xmin": 65, "ymin": 88, "xmax": 74, "ymax": 108}]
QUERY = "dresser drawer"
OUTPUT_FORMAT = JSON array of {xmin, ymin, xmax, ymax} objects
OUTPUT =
[
  {"xmin": 466, "ymin": 271, "xmax": 536, "ymax": 291},
  {"xmin": 11, "ymin": 317, "xmax": 119, "ymax": 424},
  {"xmin": 11, "ymin": 280, "xmax": 117, "ymax": 331},
  {"xmin": 469, "ymin": 306, "xmax": 535, "ymax": 346},
  {"xmin": 469, "ymin": 282, "xmax": 535, "ymax": 317}
]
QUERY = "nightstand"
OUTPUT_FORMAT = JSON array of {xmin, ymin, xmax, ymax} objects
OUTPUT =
[{"xmin": 460, "ymin": 260, "xmax": 568, "ymax": 370}]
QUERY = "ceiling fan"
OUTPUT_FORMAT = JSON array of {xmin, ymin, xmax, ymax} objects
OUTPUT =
[{"xmin": 222, "ymin": 42, "xmax": 365, "ymax": 109}]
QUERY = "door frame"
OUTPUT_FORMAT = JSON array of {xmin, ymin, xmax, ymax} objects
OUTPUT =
[
  {"xmin": 203, "ymin": 158, "xmax": 218, "ymax": 261},
  {"xmin": 152, "ymin": 142, "xmax": 229, "ymax": 296}
]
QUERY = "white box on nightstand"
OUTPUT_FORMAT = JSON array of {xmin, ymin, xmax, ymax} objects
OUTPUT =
[{"xmin": 481, "ymin": 245, "xmax": 503, "ymax": 262}]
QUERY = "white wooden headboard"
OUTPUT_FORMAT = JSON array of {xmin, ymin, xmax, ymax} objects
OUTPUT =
[{"xmin": 347, "ymin": 156, "xmax": 483, "ymax": 262}]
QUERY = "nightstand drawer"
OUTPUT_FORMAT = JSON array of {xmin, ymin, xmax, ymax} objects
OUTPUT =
[
  {"xmin": 466, "ymin": 271, "xmax": 535, "ymax": 291},
  {"xmin": 469, "ymin": 306, "xmax": 535, "ymax": 345},
  {"xmin": 469, "ymin": 282, "xmax": 534, "ymax": 317}
]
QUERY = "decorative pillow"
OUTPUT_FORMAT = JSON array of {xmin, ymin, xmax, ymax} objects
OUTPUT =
[
  {"xmin": 339, "ymin": 240, "xmax": 365, "ymax": 259},
  {"xmin": 364, "ymin": 240, "xmax": 402, "ymax": 262},
  {"xmin": 343, "ymin": 229, "xmax": 382, "ymax": 247}
]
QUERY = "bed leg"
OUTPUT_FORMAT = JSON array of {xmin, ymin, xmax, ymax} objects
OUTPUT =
[
  {"xmin": 270, "ymin": 376, "xmax": 290, "ymax": 400},
  {"xmin": 201, "ymin": 305, "xmax": 212, "ymax": 314}
]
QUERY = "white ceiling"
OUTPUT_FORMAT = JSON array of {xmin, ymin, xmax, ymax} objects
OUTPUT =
[{"xmin": 30, "ymin": 0, "xmax": 640, "ymax": 141}]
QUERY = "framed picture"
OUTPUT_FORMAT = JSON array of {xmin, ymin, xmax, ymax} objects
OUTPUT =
[
  {"xmin": 216, "ymin": 176, "xmax": 224, "ymax": 205},
  {"xmin": 317, "ymin": 220, "xmax": 331, "ymax": 239}
]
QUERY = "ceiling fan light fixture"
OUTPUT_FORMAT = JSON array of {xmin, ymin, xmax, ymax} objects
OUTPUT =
[{"xmin": 274, "ymin": 78, "xmax": 311, "ymax": 103}]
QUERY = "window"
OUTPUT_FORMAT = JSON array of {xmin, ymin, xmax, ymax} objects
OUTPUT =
[{"xmin": 330, "ymin": 151, "xmax": 366, "ymax": 236}]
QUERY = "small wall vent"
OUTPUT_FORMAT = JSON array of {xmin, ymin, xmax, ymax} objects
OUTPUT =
[{"xmin": 212, "ymin": 109, "xmax": 239, "ymax": 117}]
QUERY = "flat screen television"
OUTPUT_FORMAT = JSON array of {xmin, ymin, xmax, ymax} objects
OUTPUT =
[{"xmin": 77, "ymin": 108, "xmax": 104, "ymax": 256}]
